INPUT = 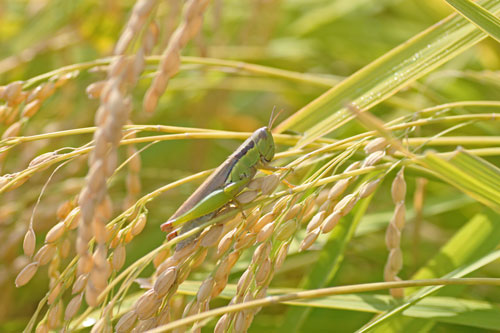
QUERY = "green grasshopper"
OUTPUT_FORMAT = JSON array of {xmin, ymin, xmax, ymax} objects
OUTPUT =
[{"xmin": 161, "ymin": 112, "xmax": 281, "ymax": 246}]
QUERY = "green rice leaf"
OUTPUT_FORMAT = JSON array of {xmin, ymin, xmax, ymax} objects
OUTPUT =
[
  {"xmin": 275, "ymin": 0, "xmax": 500, "ymax": 147},
  {"xmin": 358, "ymin": 212, "xmax": 500, "ymax": 332},
  {"xmin": 421, "ymin": 149, "xmax": 500, "ymax": 212},
  {"xmin": 445, "ymin": 0, "xmax": 500, "ymax": 43}
]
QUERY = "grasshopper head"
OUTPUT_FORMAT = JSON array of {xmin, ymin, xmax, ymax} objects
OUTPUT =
[{"xmin": 255, "ymin": 126, "xmax": 275, "ymax": 162}]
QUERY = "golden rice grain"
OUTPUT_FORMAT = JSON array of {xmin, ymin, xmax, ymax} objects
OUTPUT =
[
  {"xmin": 115, "ymin": 310, "xmax": 138, "ymax": 333},
  {"xmin": 364, "ymin": 137, "xmax": 387, "ymax": 154},
  {"xmin": 39, "ymin": 81, "xmax": 55, "ymax": 100},
  {"xmin": 35, "ymin": 322, "xmax": 49, "ymax": 333},
  {"xmin": 176, "ymin": 266, "xmax": 191, "ymax": 284},
  {"xmin": 391, "ymin": 168, "xmax": 406, "ymax": 203},
  {"xmin": 276, "ymin": 219, "xmax": 297, "ymax": 241},
  {"xmin": 128, "ymin": 153, "xmax": 142, "ymax": 174},
  {"xmin": 197, "ymin": 277, "xmax": 214, "ymax": 302},
  {"xmin": 385, "ymin": 222, "xmax": 400, "ymax": 249},
  {"xmin": 27, "ymin": 86, "xmax": 42, "ymax": 103},
  {"xmin": 306, "ymin": 211, "xmax": 326, "ymax": 232},
  {"xmin": 64, "ymin": 293, "xmax": 83, "ymax": 320},
  {"xmin": 227, "ymin": 250, "xmax": 240, "ymax": 268},
  {"xmin": 85, "ymin": 279, "xmax": 100, "ymax": 307},
  {"xmin": 214, "ymin": 258, "xmax": 230, "ymax": 284},
  {"xmin": 248, "ymin": 176, "xmax": 265, "ymax": 190},
  {"xmin": 191, "ymin": 248, "xmax": 208, "ymax": 269},
  {"xmin": 283, "ymin": 203, "xmax": 302, "ymax": 221},
  {"xmin": 251, "ymin": 212, "xmax": 275, "ymax": 233},
  {"xmin": 212, "ymin": 277, "xmax": 228, "ymax": 299},
  {"xmin": 89, "ymin": 266, "xmax": 110, "ymax": 291},
  {"xmin": 172, "ymin": 241, "xmax": 197, "ymax": 261},
  {"xmin": 235, "ymin": 190, "xmax": 259, "ymax": 204},
  {"xmin": 45, "ymin": 221, "xmax": 66, "ymax": 243},
  {"xmin": 359, "ymin": 178, "xmax": 381, "ymax": 198},
  {"xmin": 214, "ymin": 314, "xmax": 229, "ymax": 333},
  {"xmin": 47, "ymin": 300, "xmax": 62, "ymax": 329},
  {"xmin": 201, "ymin": 224, "xmax": 223, "ymax": 247},
  {"xmin": 112, "ymin": 244, "xmax": 126, "ymax": 271},
  {"xmin": 390, "ymin": 287, "xmax": 405, "ymax": 298},
  {"xmin": 362, "ymin": 150, "xmax": 386, "ymax": 167},
  {"xmin": 234, "ymin": 311, "xmax": 246, "ymax": 332},
  {"xmin": 299, "ymin": 229, "xmax": 320, "ymax": 252},
  {"xmin": 86, "ymin": 81, "xmax": 107, "ymax": 99},
  {"xmin": 183, "ymin": 300, "xmax": 199, "ymax": 318},
  {"xmin": 93, "ymin": 243, "xmax": 108, "ymax": 268},
  {"xmin": 318, "ymin": 199, "xmax": 334, "ymax": 215},
  {"xmin": 301, "ymin": 201, "xmax": 318, "ymax": 222},
  {"xmin": 2, "ymin": 121, "xmax": 21, "ymax": 139},
  {"xmin": 321, "ymin": 211, "xmax": 341, "ymax": 233},
  {"xmin": 153, "ymin": 248, "xmax": 170, "ymax": 268},
  {"xmin": 156, "ymin": 257, "xmax": 178, "ymax": 275},
  {"xmin": 234, "ymin": 232, "xmax": 256, "ymax": 251},
  {"xmin": 60, "ymin": 238, "xmax": 71, "ymax": 258},
  {"xmin": 4, "ymin": 106, "xmax": 18, "ymax": 125},
  {"xmin": 90, "ymin": 318, "xmax": 110, "ymax": 333},
  {"xmin": 154, "ymin": 267, "xmax": 177, "ymax": 298},
  {"xmin": 157, "ymin": 308, "xmax": 170, "ymax": 326},
  {"xmin": 23, "ymin": 228, "xmax": 36, "ymax": 257},
  {"xmin": 47, "ymin": 282, "xmax": 62, "ymax": 305},
  {"xmin": 314, "ymin": 189, "xmax": 330, "ymax": 207},
  {"xmin": 244, "ymin": 208, "xmax": 261, "ymax": 229},
  {"xmin": 48, "ymin": 255, "xmax": 60, "ymax": 279},
  {"xmin": 0, "ymin": 105, "xmax": 8, "ymax": 123},
  {"xmin": 334, "ymin": 194, "xmax": 357, "ymax": 216},
  {"xmin": 64, "ymin": 209, "xmax": 80, "ymax": 230},
  {"xmin": 392, "ymin": 202, "xmax": 406, "ymax": 229},
  {"xmin": 135, "ymin": 318, "xmax": 157, "ymax": 332},
  {"xmin": 4, "ymin": 81, "xmax": 23, "ymax": 103},
  {"xmin": 261, "ymin": 174, "xmax": 280, "ymax": 195},
  {"xmin": 252, "ymin": 242, "xmax": 271, "ymax": 265},
  {"xmin": 72, "ymin": 274, "xmax": 88, "ymax": 294},
  {"xmin": 15, "ymin": 261, "xmax": 39, "ymax": 287},
  {"xmin": 275, "ymin": 243, "xmax": 290, "ymax": 269},
  {"xmin": 328, "ymin": 179, "xmax": 350, "ymax": 201},
  {"xmin": 237, "ymin": 269, "xmax": 252, "ymax": 294},
  {"xmin": 131, "ymin": 213, "xmax": 147, "ymax": 236},
  {"xmin": 388, "ymin": 247, "xmax": 403, "ymax": 273},
  {"xmin": 344, "ymin": 161, "xmax": 361, "ymax": 173},
  {"xmin": 271, "ymin": 196, "xmax": 291, "ymax": 215},
  {"xmin": 34, "ymin": 243, "xmax": 57, "ymax": 266},
  {"xmin": 217, "ymin": 229, "xmax": 236, "ymax": 256},
  {"xmin": 389, "ymin": 276, "xmax": 404, "ymax": 298},
  {"xmin": 124, "ymin": 229, "xmax": 134, "ymax": 244},
  {"xmin": 135, "ymin": 289, "xmax": 161, "ymax": 320},
  {"xmin": 256, "ymin": 222, "xmax": 275, "ymax": 243},
  {"xmin": 77, "ymin": 254, "xmax": 93, "ymax": 275},
  {"xmin": 21, "ymin": 99, "xmax": 41, "ymax": 118},
  {"xmin": 255, "ymin": 258, "xmax": 271, "ymax": 285},
  {"xmin": 383, "ymin": 261, "xmax": 396, "ymax": 282}
]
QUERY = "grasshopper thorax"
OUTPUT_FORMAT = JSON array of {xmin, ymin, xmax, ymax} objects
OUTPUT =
[{"xmin": 254, "ymin": 126, "xmax": 275, "ymax": 163}]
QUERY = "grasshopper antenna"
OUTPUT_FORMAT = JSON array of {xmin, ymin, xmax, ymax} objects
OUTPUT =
[{"xmin": 268, "ymin": 106, "xmax": 284, "ymax": 130}]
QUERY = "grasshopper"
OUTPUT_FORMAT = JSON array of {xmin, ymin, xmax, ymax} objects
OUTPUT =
[{"xmin": 161, "ymin": 112, "xmax": 281, "ymax": 247}]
